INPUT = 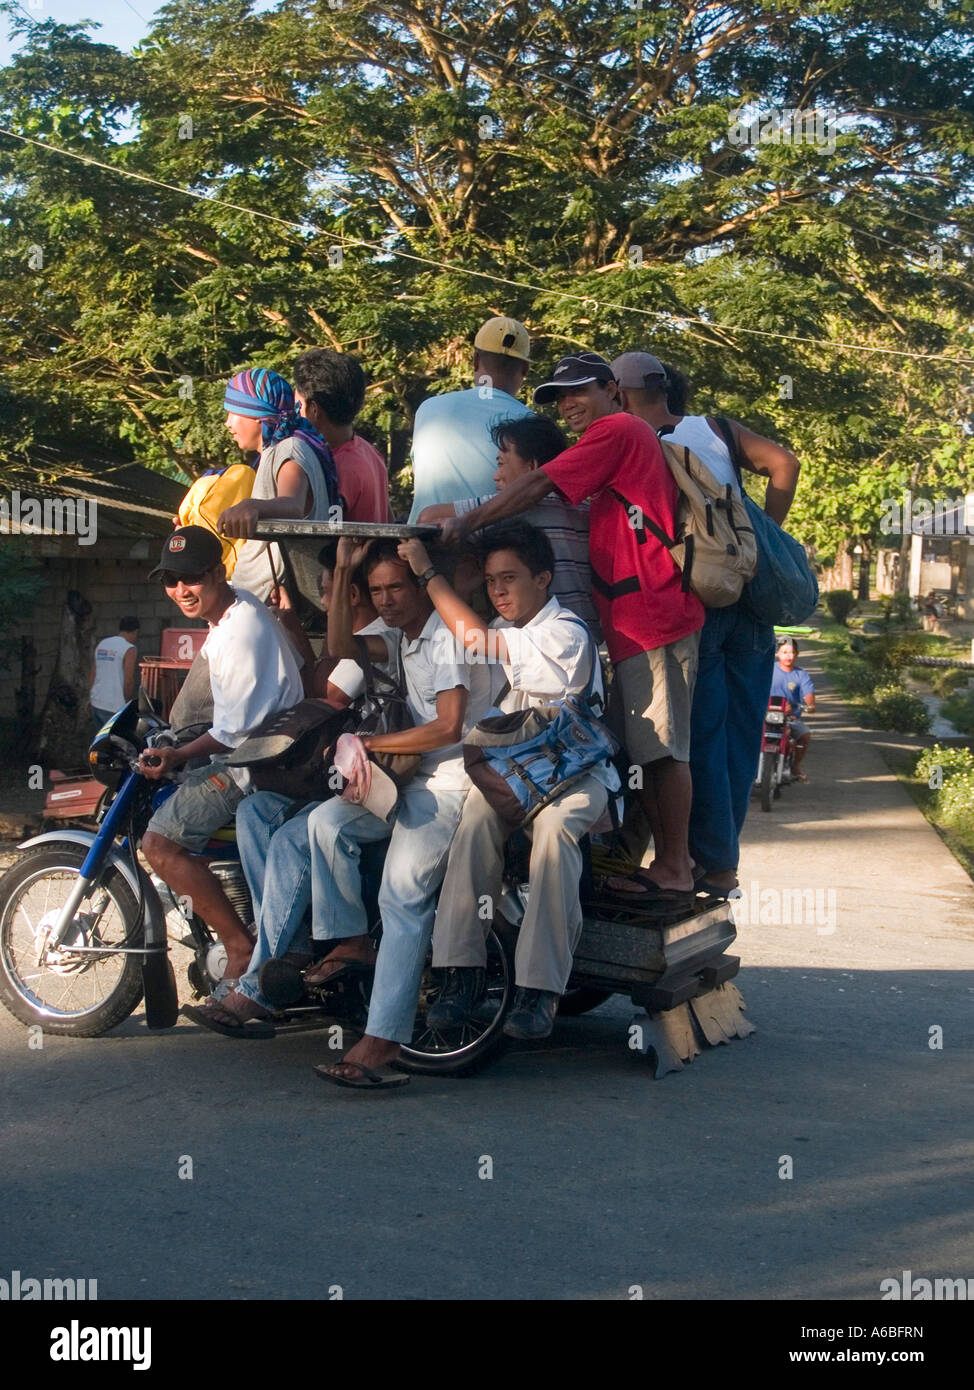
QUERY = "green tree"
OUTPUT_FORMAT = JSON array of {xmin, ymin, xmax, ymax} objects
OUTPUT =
[{"xmin": 1, "ymin": 0, "xmax": 973, "ymax": 541}]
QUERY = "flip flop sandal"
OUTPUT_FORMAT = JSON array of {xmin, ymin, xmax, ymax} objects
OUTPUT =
[
  {"xmin": 182, "ymin": 1002, "xmax": 276, "ymax": 1039},
  {"xmin": 602, "ymin": 870, "xmax": 696, "ymax": 908},
  {"xmin": 303, "ymin": 957, "xmax": 375, "ymax": 988},
  {"xmin": 312, "ymin": 1060, "xmax": 409, "ymax": 1090}
]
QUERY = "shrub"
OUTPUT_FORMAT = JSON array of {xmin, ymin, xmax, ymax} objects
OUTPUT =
[
  {"xmin": 936, "ymin": 769, "xmax": 974, "ymax": 835},
  {"xmin": 865, "ymin": 683, "xmax": 931, "ymax": 733},
  {"xmin": 863, "ymin": 632, "xmax": 931, "ymax": 672},
  {"xmin": 940, "ymin": 690, "xmax": 974, "ymax": 737},
  {"xmin": 932, "ymin": 667, "xmax": 971, "ymax": 697},
  {"xmin": 825, "ymin": 589, "xmax": 855, "ymax": 624},
  {"xmin": 915, "ymin": 745, "xmax": 974, "ymax": 784}
]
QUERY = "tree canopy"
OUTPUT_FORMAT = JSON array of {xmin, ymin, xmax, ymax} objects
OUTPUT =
[{"xmin": 1, "ymin": 0, "xmax": 973, "ymax": 551}]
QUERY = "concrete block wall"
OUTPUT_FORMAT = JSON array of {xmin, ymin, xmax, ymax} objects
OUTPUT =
[{"xmin": 1, "ymin": 553, "xmax": 206, "ymax": 722}]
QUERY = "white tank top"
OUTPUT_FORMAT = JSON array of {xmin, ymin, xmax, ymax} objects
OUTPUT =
[
  {"xmin": 90, "ymin": 635, "xmax": 134, "ymax": 712},
  {"xmin": 665, "ymin": 415, "xmax": 742, "ymax": 497}
]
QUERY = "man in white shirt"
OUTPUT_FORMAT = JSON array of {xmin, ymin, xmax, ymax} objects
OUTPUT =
[
  {"xmin": 194, "ymin": 550, "xmax": 394, "ymax": 1030},
  {"xmin": 400, "ymin": 522, "xmax": 620, "ymax": 1041},
  {"xmin": 311, "ymin": 537, "xmax": 492, "ymax": 1088},
  {"xmin": 139, "ymin": 527, "xmax": 304, "ymax": 984},
  {"xmin": 407, "ymin": 315, "xmax": 534, "ymax": 521},
  {"xmin": 89, "ymin": 617, "xmax": 140, "ymax": 728}
]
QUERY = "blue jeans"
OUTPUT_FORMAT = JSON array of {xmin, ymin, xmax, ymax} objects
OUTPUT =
[
  {"xmin": 235, "ymin": 791, "xmax": 319, "ymax": 1009},
  {"xmin": 308, "ymin": 782, "xmax": 467, "ymax": 1044},
  {"xmin": 688, "ymin": 603, "xmax": 775, "ymax": 875}
]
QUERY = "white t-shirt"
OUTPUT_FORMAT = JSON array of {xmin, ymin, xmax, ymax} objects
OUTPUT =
[
  {"xmin": 665, "ymin": 415, "xmax": 742, "ymax": 497},
  {"xmin": 491, "ymin": 598, "xmax": 620, "ymax": 794},
  {"xmin": 376, "ymin": 611, "xmax": 493, "ymax": 791},
  {"xmin": 328, "ymin": 617, "xmax": 394, "ymax": 702},
  {"xmin": 407, "ymin": 388, "xmax": 534, "ymax": 522},
  {"xmin": 231, "ymin": 436, "xmax": 333, "ymax": 601},
  {"xmin": 202, "ymin": 588, "xmax": 305, "ymax": 787},
  {"xmin": 90, "ymin": 634, "xmax": 135, "ymax": 713}
]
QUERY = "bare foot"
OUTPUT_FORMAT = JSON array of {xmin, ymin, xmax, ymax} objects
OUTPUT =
[{"xmin": 204, "ymin": 989, "xmax": 272, "ymax": 1022}]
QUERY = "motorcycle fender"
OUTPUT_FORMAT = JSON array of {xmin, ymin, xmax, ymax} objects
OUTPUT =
[{"xmin": 17, "ymin": 830, "xmax": 169, "ymax": 948}]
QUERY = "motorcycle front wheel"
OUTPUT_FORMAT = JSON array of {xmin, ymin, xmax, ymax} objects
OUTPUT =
[
  {"xmin": 0, "ymin": 844, "xmax": 144, "ymax": 1036},
  {"xmin": 759, "ymin": 751, "xmax": 775, "ymax": 812}
]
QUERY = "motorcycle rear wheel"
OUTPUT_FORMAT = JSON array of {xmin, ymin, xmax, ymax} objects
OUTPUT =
[
  {"xmin": 397, "ymin": 917, "xmax": 515, "ymax": 1077},
  {"xmin": 0, "ymin": 844, "xmax": 144, "ymax": 1036}
]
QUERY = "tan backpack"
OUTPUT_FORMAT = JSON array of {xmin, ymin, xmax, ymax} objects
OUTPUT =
[{"xmin": 649, "ymin": 428, "xmax": 758, "ymax": 608}]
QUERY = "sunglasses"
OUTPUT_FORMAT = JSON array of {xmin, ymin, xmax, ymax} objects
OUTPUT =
[{"xmin": 160, "ymin": 569, "xmax": 211, "ymax": 588}]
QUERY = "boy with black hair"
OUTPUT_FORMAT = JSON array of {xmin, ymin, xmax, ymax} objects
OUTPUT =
[
  {"xmin": 399, "ymin": 521, "xmax": 620, "ymax": 1040},
  {"xmin": 416, "ymin": 413, "xmax": 599, "ymax": 638},
  {"xmin": 440, "ymin": 352, "xmax": 704, "ymax": 906},
  {"xmin": 292, "ymin": 348, "xmax": 392, "ymax": 522}
]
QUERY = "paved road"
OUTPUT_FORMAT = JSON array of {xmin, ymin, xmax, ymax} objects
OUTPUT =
[{"xmin": 1, "ymin": 648, "xmax": 972, "ymax": 1300}]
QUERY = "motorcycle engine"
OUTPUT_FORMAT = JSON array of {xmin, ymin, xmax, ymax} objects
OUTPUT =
[{"xmin": 208, "ymin": 861, "xmax": 254, "ymax": 927}]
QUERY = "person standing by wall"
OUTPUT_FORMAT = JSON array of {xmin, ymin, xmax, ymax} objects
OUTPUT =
[{"xmin": 89, "ymin": 617, "xmax": 140, "ymax": 728}]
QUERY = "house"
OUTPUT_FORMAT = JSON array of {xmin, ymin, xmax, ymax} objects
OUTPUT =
[{"xmin": 908, "ymin": 494, "xmax": 974, "ymax": 617}]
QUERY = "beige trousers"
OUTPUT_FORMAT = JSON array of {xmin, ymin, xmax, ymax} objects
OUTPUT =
[{"xmin": 432, "ymin": 774, "xmax": 609, "ymax": 994}]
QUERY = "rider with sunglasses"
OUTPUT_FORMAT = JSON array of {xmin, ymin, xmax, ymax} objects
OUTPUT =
[{"xmin": 138, "ymin": 527, "xmax": 305, "ymax": 991}]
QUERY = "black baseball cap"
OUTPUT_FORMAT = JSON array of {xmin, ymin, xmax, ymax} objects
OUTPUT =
[
  {"xmin": 149, "ymin": 526, "xmax": 224, "ymax": 579},
  {"xmin": 533, "ymin": 352, "xmax": 615, "ymax": 405}
]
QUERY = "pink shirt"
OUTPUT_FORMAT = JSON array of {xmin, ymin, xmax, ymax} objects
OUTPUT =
[{"xmin": 334, "ymin": 434, "xmax": 392, "ymax": 522}]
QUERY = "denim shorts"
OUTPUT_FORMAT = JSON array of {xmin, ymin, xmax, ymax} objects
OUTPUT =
[{"xmin": 145, "ymin": 761, "xmax": 246, "ymax": 851}]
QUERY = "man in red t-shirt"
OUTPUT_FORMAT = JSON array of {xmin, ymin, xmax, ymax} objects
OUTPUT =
[
  {"xmin": 442, "ymin": 352, "xmax": 704, "ymax": 902},
  {"xmin": 293, "ymin": 348, "xmax": 392, "ymax": 521}
]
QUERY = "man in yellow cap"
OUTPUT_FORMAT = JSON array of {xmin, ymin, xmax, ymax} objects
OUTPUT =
[{"xmin": 407, "ymin": 316, "xmax": 533, "ymax": 522}]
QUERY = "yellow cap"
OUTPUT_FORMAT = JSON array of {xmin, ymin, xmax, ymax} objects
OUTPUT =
[{"xmin": 473, "ymin": 316, "xmax": 531, "ymax": 362}]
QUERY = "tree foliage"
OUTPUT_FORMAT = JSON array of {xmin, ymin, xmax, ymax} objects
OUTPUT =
[{"xmin": 1, "ymin": 0, "xmax": 973, "ymax": 541}]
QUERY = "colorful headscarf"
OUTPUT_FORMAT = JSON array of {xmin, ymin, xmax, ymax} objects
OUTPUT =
[{"xmin": 223, "ymin": 368, "xmax": 301, "ymax": 447}]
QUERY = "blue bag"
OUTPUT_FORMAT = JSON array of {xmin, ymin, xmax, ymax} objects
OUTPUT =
[
  {"xmin": 462, "ymin": 635, "xmax": 619, "ymax": 827},
  {"xmin": 711, "ymin": 417, "xmax": 818, "ymax": 625}
]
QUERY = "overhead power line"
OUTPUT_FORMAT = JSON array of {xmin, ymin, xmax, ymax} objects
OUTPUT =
[{"xmin": 2, "ymin": 125, "xmax": 973, "ymax": 366}]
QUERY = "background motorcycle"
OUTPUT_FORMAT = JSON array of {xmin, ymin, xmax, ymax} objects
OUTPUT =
[{"xmin": 755, "ymin": 695, "xmax": 796, "ymax": 812}]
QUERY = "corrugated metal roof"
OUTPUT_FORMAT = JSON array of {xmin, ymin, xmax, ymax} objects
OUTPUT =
[{"xmin": 1, "ymin": 449, "xmax": 187, "ymax": 539}]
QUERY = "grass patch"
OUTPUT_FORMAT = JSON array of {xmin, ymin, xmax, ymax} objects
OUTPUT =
[{"xmin": 884, "ymin": 745, "xmax": 974, "ymax": 884}]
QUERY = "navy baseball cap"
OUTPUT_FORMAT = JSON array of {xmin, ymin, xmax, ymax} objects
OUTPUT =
[
  {"xmin": 149, "ymin": 526, "xmax": 223, "ymax": 579},
  {"xmin": 532, "ymin": 352, "xmax": 615, "ymax": 405}
]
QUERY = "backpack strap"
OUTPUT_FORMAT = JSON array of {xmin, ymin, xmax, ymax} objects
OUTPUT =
[
  {"xmin": 559, "ymin": 614, "xmax": 606, "ymax": 713},
  {"xmin": 353, "ymin": 633, "xmax": 408, "ymax": 712},
  {"xmin": 608, "ymin": 487, "xmax": 675, "ymax": 550}
]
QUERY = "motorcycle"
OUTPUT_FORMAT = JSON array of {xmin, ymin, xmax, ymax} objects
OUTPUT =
[
  {"xmin": 755, "ymin": 696, "xmax": 796, "ymax": 812},
  {"xmin": 0, "ymin": 698, "xmax": 753, "ymax": 1079}
]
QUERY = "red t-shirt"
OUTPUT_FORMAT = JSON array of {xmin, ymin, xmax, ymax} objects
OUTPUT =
[
  {"xmin": 543, "ymin": 412, "xmax": 704, "ymax": 662},
  {"xmin": 334, "ymin": 434, "xmax": 392, "ymax": 522}
]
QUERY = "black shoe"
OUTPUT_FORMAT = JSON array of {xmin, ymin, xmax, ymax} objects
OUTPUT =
[
  {"xmin": 503, "ymin": 987, "xmax": 559, "ymax": 1040},
  {"xmin": 427, "ymin": 967, "xmax": 486, "ymax": 1029},
  {"xmin": 258, "ymin": 958, "xmax": 307, "ymax": 1009}
]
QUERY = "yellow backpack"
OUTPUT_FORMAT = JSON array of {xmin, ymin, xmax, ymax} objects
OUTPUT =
[{"xmin": 176, "ymin": 463, "xmax": 257, "ymax": 577}]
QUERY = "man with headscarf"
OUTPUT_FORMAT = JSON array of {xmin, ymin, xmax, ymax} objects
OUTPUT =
[{"xmin": 218, "ymin": 367, "xmax": 339, "ymax": 602}]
